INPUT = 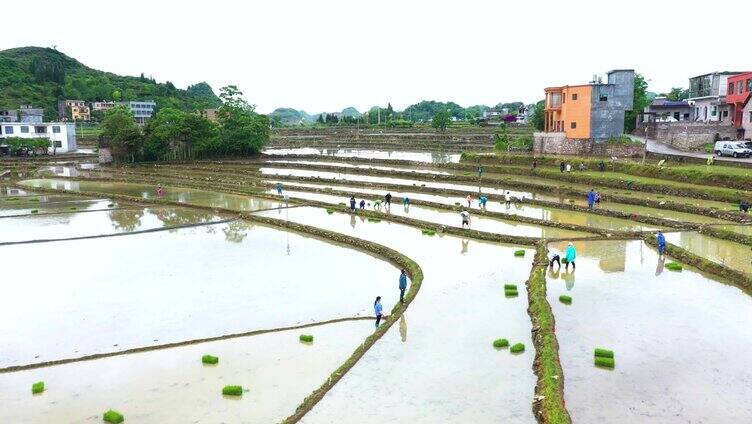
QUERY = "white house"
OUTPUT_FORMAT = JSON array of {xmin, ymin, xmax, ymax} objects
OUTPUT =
[{"xmin": 0, "ymin": 122, "xmax": 77, "ymax": 153}]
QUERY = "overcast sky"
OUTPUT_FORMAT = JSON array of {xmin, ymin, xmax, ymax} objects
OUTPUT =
[{"xmin": 2, "ymin": 0, "xmax": 750, "ymax": 114}]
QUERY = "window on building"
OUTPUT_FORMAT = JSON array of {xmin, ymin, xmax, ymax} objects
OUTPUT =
[
  {"xmin": 723, "ymin": 110, "xmax": 728, "ymax": 118},
  {"xmin": 570, "ymin": 122, "xmax": 577, "ymax": 129},
  {"xmin": 738, "ymin": 81, "xmax": 744, "ymax": 95},
  {"xmin": 599, "ymin": 94, "xmax": 608, "ymax": 101},
  {"xmin": 749, "ymin": 111, "xmax": 752, "ymax": 123},
  {"xmin": 52, "ymin": 126, "xmax": 60, "ymax": 133},
  {"xmin": 4, "ymin": 126, "xmax": 13, "ymax": 134},
  {"xmin": 711, "ymin": 107, "xmax": 717, "ymax": 117},
  {"xmin": 729, "ymin": 83, "xmax": 735, "ymax": 94},
  {"xmin": 683, "ymin": 113, "xmax": 690, "ymax": 120},
  {"xmin": 54, "ymin": 140, "xmax": 62, "ymax": 148},
  {"xmin": 20, "ymin": 126, "xmax": 28, "ymax": 133},
  {"xmin": 572, "ymin": 93, "xmax": 578, "ymax": 101},
  {"xmin": 35, "ymin": 126, "xmax": 46, "ymax": 133},
  {"xmin": 747, "ymin": 79, "xmax": 752, "ymax": 92}
]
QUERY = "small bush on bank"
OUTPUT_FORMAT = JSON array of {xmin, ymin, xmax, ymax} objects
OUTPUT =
[
  {"xmin": 202, "ymin": 355, "xmax": 219, "ymax": 365},
  {"xmin": 222, "ymin": 385, "xmax": 243, "ymax": 396},
  {"xmin": 31, "ymin": 381, "xmax": 44, "ymax": 394},
  {"xmin": 493, "ymin": 338, "xmax": 509, "ymax": 348},
  {"xmin": 665, "ymin": 262, "xmax": 683, "ymax": 271},
  {"xmin": 514, "ymin": 250, "xmax": 525, "ymax": 257},
  {"xmin": 299, "ymin": 334, "xmax": 314, "ymax": 343},
  {"xmin": 103, "ymin": 409, "xmax": 124, "ymax": 423},
  {"xmin": 510, "ymin": 343, "xmax": 525, "ymax": 353},
  {"xmin": 559, "ymin": 295, "xmax": 572, "ymax": 304}
]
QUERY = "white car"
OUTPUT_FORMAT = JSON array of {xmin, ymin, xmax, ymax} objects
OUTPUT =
[{"xmin": 714, "ymin": 141, "xmax": 752, "ymax": 158}]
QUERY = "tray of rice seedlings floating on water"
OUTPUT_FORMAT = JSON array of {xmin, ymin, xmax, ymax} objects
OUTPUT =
[
  {"xmin": 510, "ymin": 342, "xmax": 525, "ymax": 354},
  {"xmin": 664, "ymin": 262, "xmax": 683, "ymax": 271},
  {"xmin": 299, "ymin": 334, "xmax": 314, "ymax": 343},
  {"xmin": 559, "ymin": 295, "xmax": 572, "ymax": 305},
  {"xmin": 594, "ymin": 347, "xmax": 615, "ymax": 368},
  {"xmin": 222, "ymin": 385, "xmax": 244, "ymax": 396},
  {"xmin": 201, "ymin": 354, "xmax": 219, "ymax": 365},
  {"xmin": 504, "ymin": 283, "xmax": 519, "ymax": 297},
  {"xmin": 103, "ymin": 409, "xmax": 125, "ymax": 423},
  {"xmin": 492, "ymin": 338, "xmax": 510, "ymax": 349},
  {"xmin": 31, "ymin": 381, "xmax": 44, "ymax": 394}
]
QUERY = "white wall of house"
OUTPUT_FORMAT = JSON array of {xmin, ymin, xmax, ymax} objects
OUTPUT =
[
  {"xmin": 0, "ymin": 122, "xmax": 77, "ymax": 153},
  {"xmin": 691, "ymin": 98, "xmax": 733, "ymax": 124},
  {"xmin": 743, "ymin": 101, "xmax": 752, "ymax": 140}
]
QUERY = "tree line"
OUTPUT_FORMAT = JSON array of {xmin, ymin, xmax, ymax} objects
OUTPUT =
[{"xmin": 101, "ymin": 86, "xmax": 269, "ymax": 162}]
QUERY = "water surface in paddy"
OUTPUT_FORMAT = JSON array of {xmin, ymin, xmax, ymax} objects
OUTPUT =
[
  {"xmin": 0, "ymin": 206, "xmax": 224, "ymax": 243},
  {"xmin": 664, "ymin": 232, "xmax": 752, "ymax": 275},
  {"xmin": 254, "ymin": 206, "xmax": 536, "ymax": 423},
  {"xmin": 708, "ymin": 223, "xmax": 752, "ymax": 237},
  {"xmin": 546, "ymin": 239, "xmax": 752, "ymax": 423},
  {"xmin": 0, "ymin": 321, "xmax": 366, "ymax": 423},
  {"xmin": 0, "ymin": 195, "xmax": 113, "ymax": 217},
  {"xmin": 263, "ymin": 148, "xmax": 461, "ymax": 163},
  {"xmin": 0, "ymin": 223, "xmax": 395, "ymax": 366},
  {"xmin": 266, "ymin": 159, "xmax": 451, "ymax": 175},
  {"xmin": 20, "ymin": 179, "xmax": 279, "ymax": 212},
  {"xmin": 267, "ymin": 189, "xmax": 588, "ymax": 239},
  {"xmin": 270, "ymin": 182, "xmax": 657, "ymax": 232}
]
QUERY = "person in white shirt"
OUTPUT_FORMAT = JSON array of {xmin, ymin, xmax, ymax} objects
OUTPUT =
[{"xmin": 460, "ymin": 209, "xmax": 471, "ymax": 228}]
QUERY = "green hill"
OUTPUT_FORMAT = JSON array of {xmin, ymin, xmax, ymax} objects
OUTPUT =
[{"xmin": 0, "ymin": 46, "xmax": 221, "ymax": 120}]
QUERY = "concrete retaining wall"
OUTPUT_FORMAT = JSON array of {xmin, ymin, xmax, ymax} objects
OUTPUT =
[
  {"xmin": 635, "ymin": 122, "xmax": 738, "ymax": 151},
  {"xmin": 533, "ymin": 132, "xmax": 644, "ymax": 157}
]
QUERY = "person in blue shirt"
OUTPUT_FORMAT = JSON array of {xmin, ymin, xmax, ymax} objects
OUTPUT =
[
  {"xmin": 398, "ymin": 270, "xmax": 408, "ymax": 303},
  {"xmin": 350, "ymin": 195, "xmax": 356, "ymax": 212},
  {"xmin": 479, "ymin": 195, "xmax": 488, "ymax": 209},
  {"xmin": 657, "ymin": 230, "xmax": 667, "ymax": 256},
  {"xmin": 565, "ymin": 242, "xmax": 577, "ymax": 271},
  {"xmin": 276, "ymin": 182, "xmax": 283, "ymax": 195},
  {"xmin": 587, "ymin": 189, "xmax": 596, "ymax": 209},
  {"xmin": 374, "ymin": 296, "xmax": 383, "ymax": 327}
]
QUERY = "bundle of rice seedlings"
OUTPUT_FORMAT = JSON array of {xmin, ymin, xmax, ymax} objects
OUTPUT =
[
  {"xmin": 31, "ymin": 381, "xmax": 44, "ymax": 394},
  {"xmin": 510, "ymin": 343, "xmax": 525, "ymax": 353},
  {"xmin": 222, "ymin": 385, "xmax": 243, "ymax": 396},
  {"xmin": 665, "ymin": 262, "xmax": 683, "ymax": 271},
  {"xmin": 201, "ymin": 355, "xmax": 219, "ymax": 365},
  {"xmin": 492, "ymin": 338, "xmax": 509, "ymax": 348},
  {"xmin": 421, "ymin": 229, "xmax": 436, "ymax": 236},
  {"xmin": 299, "ymin": 334, "xmax": 314, "ymax": 343},
  {"xmin": 514, "ymin": 250, "xmax": 525, "ymax": 257},
  {"xmin": 326, "ymin": 208, "xmax": 335, "ymax": 215},
  {"xmin": 559, "ymin": 295, "xmax": 572, "ymax": 304},
  {"xmin": 30, "ymin": 209, "xmax": 39, "ymax": 214},
  {"xmin": 367, "ymin": 218, "xmax": 381, "ymax": 223},
  {"xmin": 505, "ymin": 288, "xmax": 519, "ymax": 297},
  {"xmin": 594, "ymin": 347, "xmax": 615, "ymax": 368},
  {"xmin": 103, "ymin": 410, "xmax": 124, "ymax": 423},
  {"xmin": 503, "ymin": 284, "xmax": 517, "ymax": 290}
]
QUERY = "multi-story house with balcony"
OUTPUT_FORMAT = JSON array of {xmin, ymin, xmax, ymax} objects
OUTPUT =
[
  {"xmin": 687, "ymin": 71, "xmax": 746, "ymax": 123},
  {"xmin": 0, "ymin": 122, "xmax": 77, "ymax": 153},
  {"xmin": 726, "ymin": 72, "xmax": 752, "ymax": 139},
  {"xmin": 57, "ymin": 100, "xmax": 91, "ymax": 121},
  {"xmin": 543, "ymin": 70, "xmax": 634, "ymax": 141},
  {"xmin": 18, "ymin": 105, "xmax": 44, "ymax": 124},
  {"xmin": 0, "ymin": 109, "xmax": 18, "ymax": 122},
  {"xmin": 91, "ymin": 101, "xmax": 118, "ymax": 113}
]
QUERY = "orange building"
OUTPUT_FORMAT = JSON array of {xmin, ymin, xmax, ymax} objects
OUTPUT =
[{"xmin": 544, "ymin": 85, "xmax": 592, "ymax": 139}]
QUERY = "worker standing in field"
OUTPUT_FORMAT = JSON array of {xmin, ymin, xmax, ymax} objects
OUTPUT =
[
  {"xmin": 466, "ymin": 194, "xmax": 472, "ymax": 208},
  {"xmin": 374, "ymin": 296, "xmax": 383, "ymax": 328},
  {"xmin": 350, "ymin": 195, "xmax": 356, "ymax": 212},
  {"xmin": 359, "ymin": 199, "xmax": 366, "ymax": 209},
  {"xmin": 587, "ymin": 189, "xmax": 596, "ymax": 209},
  {"xmin": 460, "ymin": 209, "xmax": 471, "ymax": 228},
  {"xmin": 385, "ymin": 193, "xmax": 392, "ymax": 206},
  {"xmin": 657, "ymin": 230, "xmax": 667, "ymax": 256},
  {"xmin": 479, "ymin": 195, "xmax": 488, "ymax": 209},
  {"xmin": 398, "ymin": 270, "xmax": 408, "ymax": 303},
  {"xmin": 565, "ymin": 242, "xmax": 577, "ymax": 271},
  {"xmin": 504, "ymin": 191, "xmax": 512, "ymax": 207},
  {"xmin": 276, "ymin": 182, "xmax": 283, "ymax": 195}
]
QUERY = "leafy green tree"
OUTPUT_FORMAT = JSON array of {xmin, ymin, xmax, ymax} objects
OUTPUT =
[
  {"xmin": 217, "ymin": 85, "xmax": 269, "ymax": 155},
  {"xmin": 665, "ymin": 87, "xmax": 689, "ymax": 101},
  {"xmin": 431, "ymin": 110, "xmax": 451, "ymax": 132},
  {"xmin": 317, "ymin": 114, "xmax": 325, "ymax": 124},
  {"xmin": 112, "ymin": 90, "xmax": 122, "ymax": 101},
  {"xmin": 143, "ymin": 108, "xmax": 218, "ymax": 159},
  {"xmin": 101, "ymin": 105, "xmax": 143, "ymax": 161},
  {"xmin": 5, "ymin": 137, "xmax": 51, "ymax": 156},
  {"xmin": 531, "ymin": 100, "xmax": 545, "ymax": 131},
  {"xmin": 624, "ymin": 73, "xmax": 649, "ymax": 134}
]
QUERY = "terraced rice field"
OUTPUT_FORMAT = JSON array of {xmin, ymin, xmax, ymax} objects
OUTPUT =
[{"xmin": 2, "ymin": 145, "xmax": 752, "ymax": 423}]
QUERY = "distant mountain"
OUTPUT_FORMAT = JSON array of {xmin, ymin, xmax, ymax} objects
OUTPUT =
[
  {"xmin": 270, "ymin": 106, "xmax": 361, "ymax": 124},
  {"xmin": 0, "ymin": 46, "xmax": 221, "ymax": 120},
  {"xmin": 340, "ymin": 107, "xmax": 361, "ymax": 117}
]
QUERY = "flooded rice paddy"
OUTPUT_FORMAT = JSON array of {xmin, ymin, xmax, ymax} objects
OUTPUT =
[
  {"xmin": 263, "ymin": 148, "xmax": 461, "ymax": 163},
  {"xmin": 0, "ymin": 222, "xmax": 396, "ymax": 366},
  {"xmin": 547, "ymin": 240, "xmax": 752, "ymax": 423},
  {"xmin": 6, "ymin": 149, "xmax": 752, "ymax": 423},
  {"xmin": 253, "ymin": 206, "xmax": 536, "ymax": 422}
]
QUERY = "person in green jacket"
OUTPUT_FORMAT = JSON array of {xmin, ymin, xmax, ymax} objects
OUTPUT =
[{"xmin": 565, "ymin": 242, "xmax": 577, "ymax": 271}]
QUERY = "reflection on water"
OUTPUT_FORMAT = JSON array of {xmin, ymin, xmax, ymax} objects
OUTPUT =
[
  {"xmin": 399, "ymin": 315, "xmax": 407, "ymax": 342},
  {"xmin": 665, "ymin": 232, "xmax": 752, "ymax": 275},
  {"xmin": 547, "ymin": 240, "xmax": 752, "ymax": 423},
  {"xmin": 550, "ymin": 239, "xmax": 628, "ymax": 273},
  {"xmin": 19, "ymin": 179, "xmax": 280, "ymax": 212}
]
